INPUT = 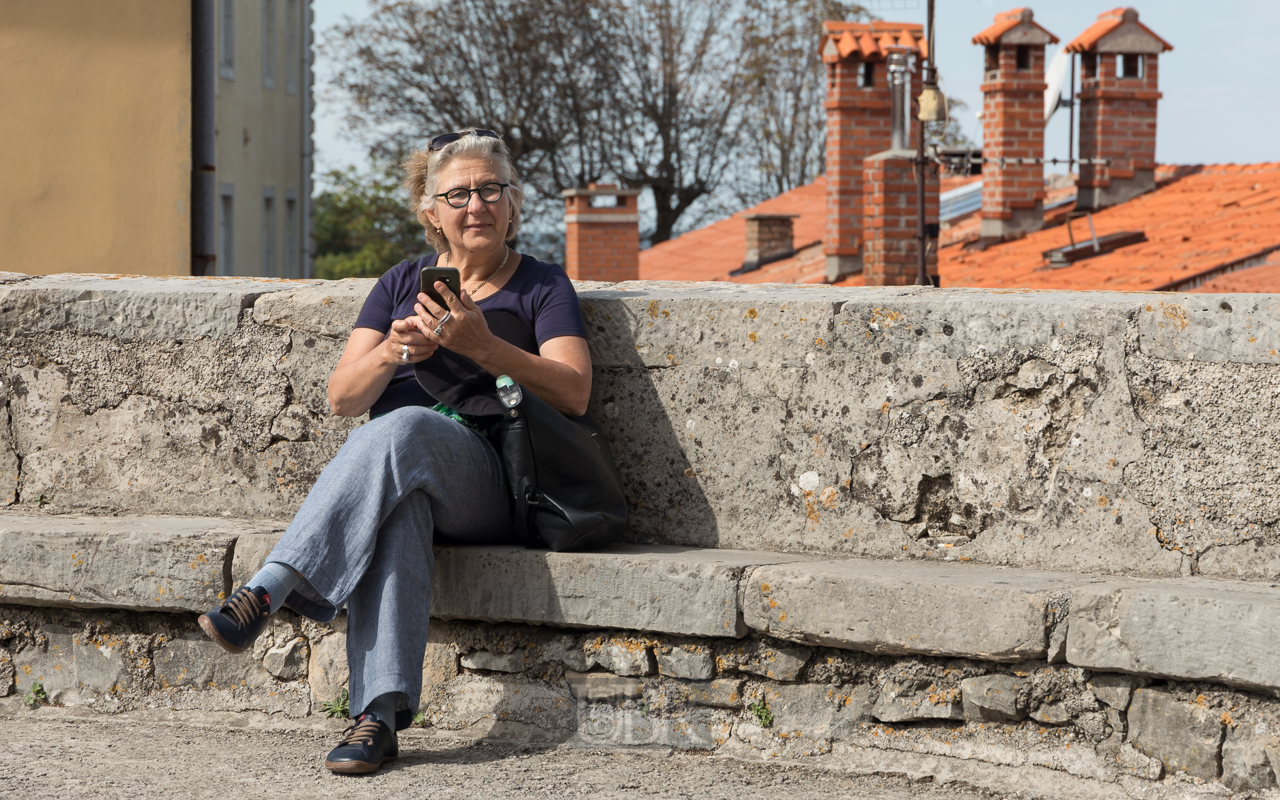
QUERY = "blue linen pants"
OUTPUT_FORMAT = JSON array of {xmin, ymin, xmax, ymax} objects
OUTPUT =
[{"xmin": 266, "ymin": 405, "xmax": 513, "ymax": 718}]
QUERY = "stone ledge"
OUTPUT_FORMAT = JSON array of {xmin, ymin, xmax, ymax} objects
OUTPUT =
[{"xmin": 9, "ymin": 513, "xmax": 1280, "ymax": 693}]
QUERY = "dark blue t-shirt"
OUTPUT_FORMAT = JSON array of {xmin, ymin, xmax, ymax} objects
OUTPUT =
[{"xmin": 354, "ymin": 253, "xmax": 587, "ymax": 417}]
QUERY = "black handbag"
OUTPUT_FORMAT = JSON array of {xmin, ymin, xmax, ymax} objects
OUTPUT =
[
  {"xmin": 491, "ymin": 377, "xmax": 629, "ymax": 552},
  {"xmin": 413, "ymin": 309, "xmax": 628, "ymax": 552}
]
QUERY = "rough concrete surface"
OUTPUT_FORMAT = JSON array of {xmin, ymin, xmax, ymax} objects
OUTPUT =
[
  {"xmin": 0, "ymin": 704, "xmax": 1007, "ymax": 800},
  {"xmin": 5, "ymin": 276, "xmax": 1280, "ymax": 582}
]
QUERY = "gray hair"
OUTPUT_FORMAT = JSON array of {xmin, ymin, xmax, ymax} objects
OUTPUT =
[{"xmin": 403, "ymin": 129, "xmax": 524, "ymax": 253}]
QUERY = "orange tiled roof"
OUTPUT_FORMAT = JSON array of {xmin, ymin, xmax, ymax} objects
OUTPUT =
[
  {"xmin": 939, "ymin": 163, "xmax": 1280, "ymax": 291},
  {"xmin": 639, "ymin": 179, "xmax": 828, "ymax": 283},
  {"xmin": 972, "ymin": 8, "xmax": 1059, "ymax": 46},
  {"xmin": 1065, "ymin": 7, "xmax": 1172, "ymax": 53},
  {"xmin": 821, "ymin": 21, "xmax": 926, "ymax": 61},
  {"xmin": 1191, "ymin": 252, "xmax": 1280, "ymax": 293}
]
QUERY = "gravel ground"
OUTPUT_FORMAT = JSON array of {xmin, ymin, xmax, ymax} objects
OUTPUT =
[{"xmin": 0, "ymin": 700, "xmax": 1002, "ymax": 800}]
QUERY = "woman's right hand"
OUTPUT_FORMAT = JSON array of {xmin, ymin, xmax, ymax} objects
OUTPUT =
[{"xmin": 384, "ymin": 317, "xmax": 438, "ymax": 365}]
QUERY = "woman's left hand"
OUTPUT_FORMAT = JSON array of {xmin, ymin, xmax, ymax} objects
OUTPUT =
[{"xmin": 413, "ymin": 282, "xmax": 495, "ymax": 360}]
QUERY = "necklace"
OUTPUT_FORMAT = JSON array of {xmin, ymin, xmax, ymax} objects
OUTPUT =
[{"xmin": 442, "ymin": 246, "xmax": 510, "ymax": 298}]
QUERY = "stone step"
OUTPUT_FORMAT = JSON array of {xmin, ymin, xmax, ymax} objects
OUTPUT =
[{"xmin": 5, "ymin": 512, "xmax": 1280, "ymax": 692}]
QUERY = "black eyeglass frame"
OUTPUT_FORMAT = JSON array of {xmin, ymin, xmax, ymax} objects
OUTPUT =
[
  {"xmin": 428, "ymin": 129, "xmax": 501, "ymax": 152},
  {"xmin": 434, "ymin": 182, "xmax": 510, "ymax": 209}
]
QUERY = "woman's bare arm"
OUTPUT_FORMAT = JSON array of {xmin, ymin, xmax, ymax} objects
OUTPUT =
[{"xmin": 327, "ymin": 320, "xmax": 437, "ymax": 417}]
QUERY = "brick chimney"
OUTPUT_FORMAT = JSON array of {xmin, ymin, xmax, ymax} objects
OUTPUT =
[
  {"xmin": 1066, "ymin": 8, "xmax": 1173, "ymax": 211},
  {"xmin": 562, "ymin": 184, "xmax": 641, "ymax": 282},
  {"xmin": 820, "ymin": 22, "xmax": 924, "ymax": 282},
  {"xmin": 972, "ymin": 9, "xmax": 1059, "ymax": 239},
  {"xmin": 862, "ymin": 151, "xmax": 939, "ymax": 286},
  {"xmin": 737, "ymin": 214, "xmax": 797, "ymax": 274}
]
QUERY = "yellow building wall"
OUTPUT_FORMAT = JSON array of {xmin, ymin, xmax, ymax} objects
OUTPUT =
[{"xmin": 0, "ymin": 1, "xmax": 191, "ymax": 276}]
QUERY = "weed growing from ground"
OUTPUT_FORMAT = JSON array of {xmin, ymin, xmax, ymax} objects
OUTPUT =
[
  {"xmin": 23, "ymin": 682, "xmax": 48, "ymax": 709},
  {"xmin": 748, "ymin": 700, "xmax": 773, "ymax": 728},
  {"xmin": 321, "ymin": 688, "xmax": 349, "ymax": 719}
]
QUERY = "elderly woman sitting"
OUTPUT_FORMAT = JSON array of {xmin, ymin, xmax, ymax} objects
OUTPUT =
[{"xmin": 196, "ymin": 129, "xmax": 591, "ymax": 774}]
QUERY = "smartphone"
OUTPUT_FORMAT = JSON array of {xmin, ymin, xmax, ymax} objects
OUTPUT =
[{"xmin": 418, "ymin": 266, "xmax": 461, "ymax": 309}]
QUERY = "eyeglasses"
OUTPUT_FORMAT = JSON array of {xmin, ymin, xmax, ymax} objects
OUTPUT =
[
  {"xmin": 435, "ymin": 182, "xmax": 510, "ymax": 209},
  {"xmin": 428, "ymin": 129, "xmax": 500, "ymax": 152}
]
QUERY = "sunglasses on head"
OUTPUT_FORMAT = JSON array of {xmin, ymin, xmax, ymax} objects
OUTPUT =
[{"xmin": 428, "ymin": 129, "xmax": 500, "ymax": 152}]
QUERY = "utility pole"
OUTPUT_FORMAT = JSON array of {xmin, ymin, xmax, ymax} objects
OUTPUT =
[{"xmin": 915, "ymin": 0, "xmax": 942, "ymax": 287}]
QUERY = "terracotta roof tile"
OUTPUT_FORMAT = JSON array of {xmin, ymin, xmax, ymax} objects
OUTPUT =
[
  {"xmin": 1065, "ymin": 7, "xmax": 1172, "ymax": 54},
  {"xmin": 939, "ymin": 164, "xmax": 1280, "ymax": 292},
  {"xmin": 639, "ymin": 179, "xmax": 827, "ymax": 283},
  {"xmin": 820, "ymin": 21, "xmax": 926, "ymax": 61},
  {"xmin": 972, "ymin": 8, "xmax": 1059, "ymax": 46}
]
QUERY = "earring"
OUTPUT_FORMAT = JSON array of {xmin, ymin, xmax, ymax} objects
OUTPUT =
[{"xmin": 436, "ymin": 228, "xmax": 442, "ymax": 236}]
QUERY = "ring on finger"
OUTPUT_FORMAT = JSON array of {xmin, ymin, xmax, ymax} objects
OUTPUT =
[
  {"xmin": 432, "ymin": 312, "xmax": 451, "ymax": 337},
  {"xmin": 401, "ymin": 344, "xmax": 410, "ymax": 362}
]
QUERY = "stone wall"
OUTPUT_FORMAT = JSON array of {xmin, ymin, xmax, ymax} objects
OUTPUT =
[{"xmin": 5, "ymin": 273, "xmax": 1280, "ymax": 580}]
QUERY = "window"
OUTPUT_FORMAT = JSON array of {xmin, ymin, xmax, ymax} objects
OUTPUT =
[
  {"xmin": 1120, "ymin": 53, "xmax": 1143, "ymax": 79},
  {"xmin": 285, "ymin": 191, "xmax": 299, "ymax": 278},
  {"xmin": 857, "ymin": 61, "xmax": 874, "ymax": 88},
  {"xmin": 218, "ymin": 185, "xmax": 235, "ymax": 277},
  {"xmin": 263, "ymin": 189, "xmax": 277, "ymax": 277},
  {"xmin": 263, "ymin": 0, "xmax": 277, "ymax": 89},
  {"xmin": 1082, "ymin": 52, "xmax": 1098, "ymax": 80},
  {"xmin": 984, "ymin": 44, "xmax": 999, "ymax": 72},
  {"xmin": 219, "ymin": 0, "xmax": 235, "ymax": 80},
  {"xmin": 285, "ymin": 0, "xmax": 300, "ymax": 94},
  {"xmin": 1015, "ymin": 45, "xmax": 1031, "ymax": 71}
]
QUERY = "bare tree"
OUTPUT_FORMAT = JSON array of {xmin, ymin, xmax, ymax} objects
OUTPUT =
[{"xmin": 734, "ymin": 0, "xmax": 869, "ymax": 207}]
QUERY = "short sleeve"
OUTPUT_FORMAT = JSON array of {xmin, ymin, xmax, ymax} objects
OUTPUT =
[
  {"xmin": 532, "ymin": 266, "xmax": 588, "ymax": 346},
  {"xmin": 353, "ymin": 263, "xmax": 406, "ymax": 334}
]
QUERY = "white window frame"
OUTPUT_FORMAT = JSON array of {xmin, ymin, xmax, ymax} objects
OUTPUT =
[
  {"xmin": 219, "ymin": 0, "xmax": 235, "ymax": 81},
  {"xmin": 218, "ymin": 184, "xmax": 236, "ymax": 277},
  {"xmin": 284, "ymin": 189, "xmax": 299, "ymax": 279},
  {"xmin": 263, "ymin": 0, "xmax": 277, "ymax": 89},
  {"xmin": 285, "ymin": 0, "xmax": 300, "ymax": 94},
  {"xmin": 262, "ymin": 187, "xmax": 277, "ymax": 277}
]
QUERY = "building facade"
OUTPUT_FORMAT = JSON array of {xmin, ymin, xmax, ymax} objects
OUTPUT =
[{"xmin": 0, "ymin": 0, "xmax": 313, "ymax": 278}]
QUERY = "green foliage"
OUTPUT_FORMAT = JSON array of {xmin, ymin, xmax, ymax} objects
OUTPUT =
[
  {"xmin": 321, "ymin": 688, "xmax": 350, "ymax": 719},
  {"xmin": 23, "ymin": 681, "xmax": 48, "ymax": 709},
  {"xmin": 748, "ymin": 699, "xmax": 773, "ymax": 728},
  {"xmin": 412, "ymin": 711, "xmax": 427, "ymax": 727},
  {"xmin": 313, "ymin": 157, "xmax": 431, "ymax": 280}
]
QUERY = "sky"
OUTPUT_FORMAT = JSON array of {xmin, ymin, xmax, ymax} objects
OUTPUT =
[{"xmin": 312, "ymin": 0, "xmax": 1280, "ymax": 180}]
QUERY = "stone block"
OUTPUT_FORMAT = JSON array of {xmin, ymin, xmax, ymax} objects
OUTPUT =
[
  {"xmin": 461, "ymin": 649, "xmax": 527, "ymax": 673},
  {"xmin": 0, "ymin": 274, "xmax": 294, "ymax": 342},
  {"xmin": 764, "ymin": 683, "xmax": 871, "ymax": 741},
  {"xmin": 727, "ymin": 639, "xmax": 809, "ymax": 681},
  {"xmin": 423, "ymin": 620, "xmax": 459, "ymax": 692},
  {"xmin": 1222, "ymin": 723, "xmax": 1278, "ymax": 793},
  {"xmin": 536, "ymin": 633, "xmax": 588, "ymax": 673},
  {"xmin": 1088, "ymin": 673, "xmax": 1145, "ymax": 710},
  {"xmin": 430, "ymin": 674, "xmax": 577, "ymax": 736},
  {"xmin": 578, "ymin": 706, "xmax": 732, "ymax": 749},
  {"xmin": 230, "ymin": 532, "xmax": 285, "ymax": 589},
  {"xmin": 307, "ymin": 619, "xmax": 348, "ymax": 713},
  {"xmin": 1068, "ymin": 581, "xmax": 1280, "ymax": 692},
  {"xmin": 1029, "ymin": 701, "xmax": 1072, "ymax": 726},
  {"xmin": 432, "ymin": 545, "xmax": 809, "ymax": 638},
  {"xmin": 735, "ymin": 721, "xmax": 832, "ymax": 758},
  {"xmin": 564, "ymin": 670, "xmax": 644, "ymax": 703},
  {"xmin": 673, "ymin": 678, "xmax": 744, "ymax": 709},
  {"xmin": 153, "ymin": 635, "xmax": 275, "ymax": 690},
  {"xmin": 586, "ymin": 638, "xmax": 655, "ymax": 677},
  {"xmin": 1106, "ymin": 707, "xmax": 1126, "ymax": 738},
  {"xmin": 11, "ymin": 624, "xmax": 132, "ymax": 704},
  {"xmin": 1126, "ymin": 687, "xmax": 1224, "ymax": 780},
  {"xmin": 657, "ymin": 644, "xmax": 715, "ymax": 680},
  {"xmin": 0, "ymin": 514, "xmax": 245, "ymax": 612},
  {"xmin": 872, "ymin": 680, "xmax": 963, "ymax": 723},
  {"xmin": 262, "ymin": 639, "xmax": 308, "ymax": 681},
  {"xmin": 746, "ymin": 560, "xmax": 1073, "ymax": 661},
  {"xmin": 251, "ymin": 279, "xmax": 371, "ymax": 336},
  {"xmin": 961, "ymin": 675, "xmax": 1024, "ymax": 722}
]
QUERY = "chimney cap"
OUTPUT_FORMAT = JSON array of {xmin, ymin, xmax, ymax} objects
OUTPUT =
[
  {"xmin": 972, "ymin": 7, "xmax": 1059, "ymax": 46},
  {"xmin": 1065, "ymin": 7, "xmax": 1172, "ymax": 54},
  {"xmin": 742, "ymin": 213, "xmax": 800, "ymax": 220},
  {"xmin": 819, "ymin": 21, "xmax": 926, "ymax": 63},
  {"xmin": 562, "ymin": 184, "xmax": 642, "ymax": 198}
]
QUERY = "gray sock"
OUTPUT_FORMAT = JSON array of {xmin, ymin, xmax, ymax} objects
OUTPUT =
[
  {"xmin": 361, "ymin": 692, "xmax": 401, "ymax": 725},
  {"xmin": 246, "ymin": 561, "xmax": 300, "ymax": 614}
]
